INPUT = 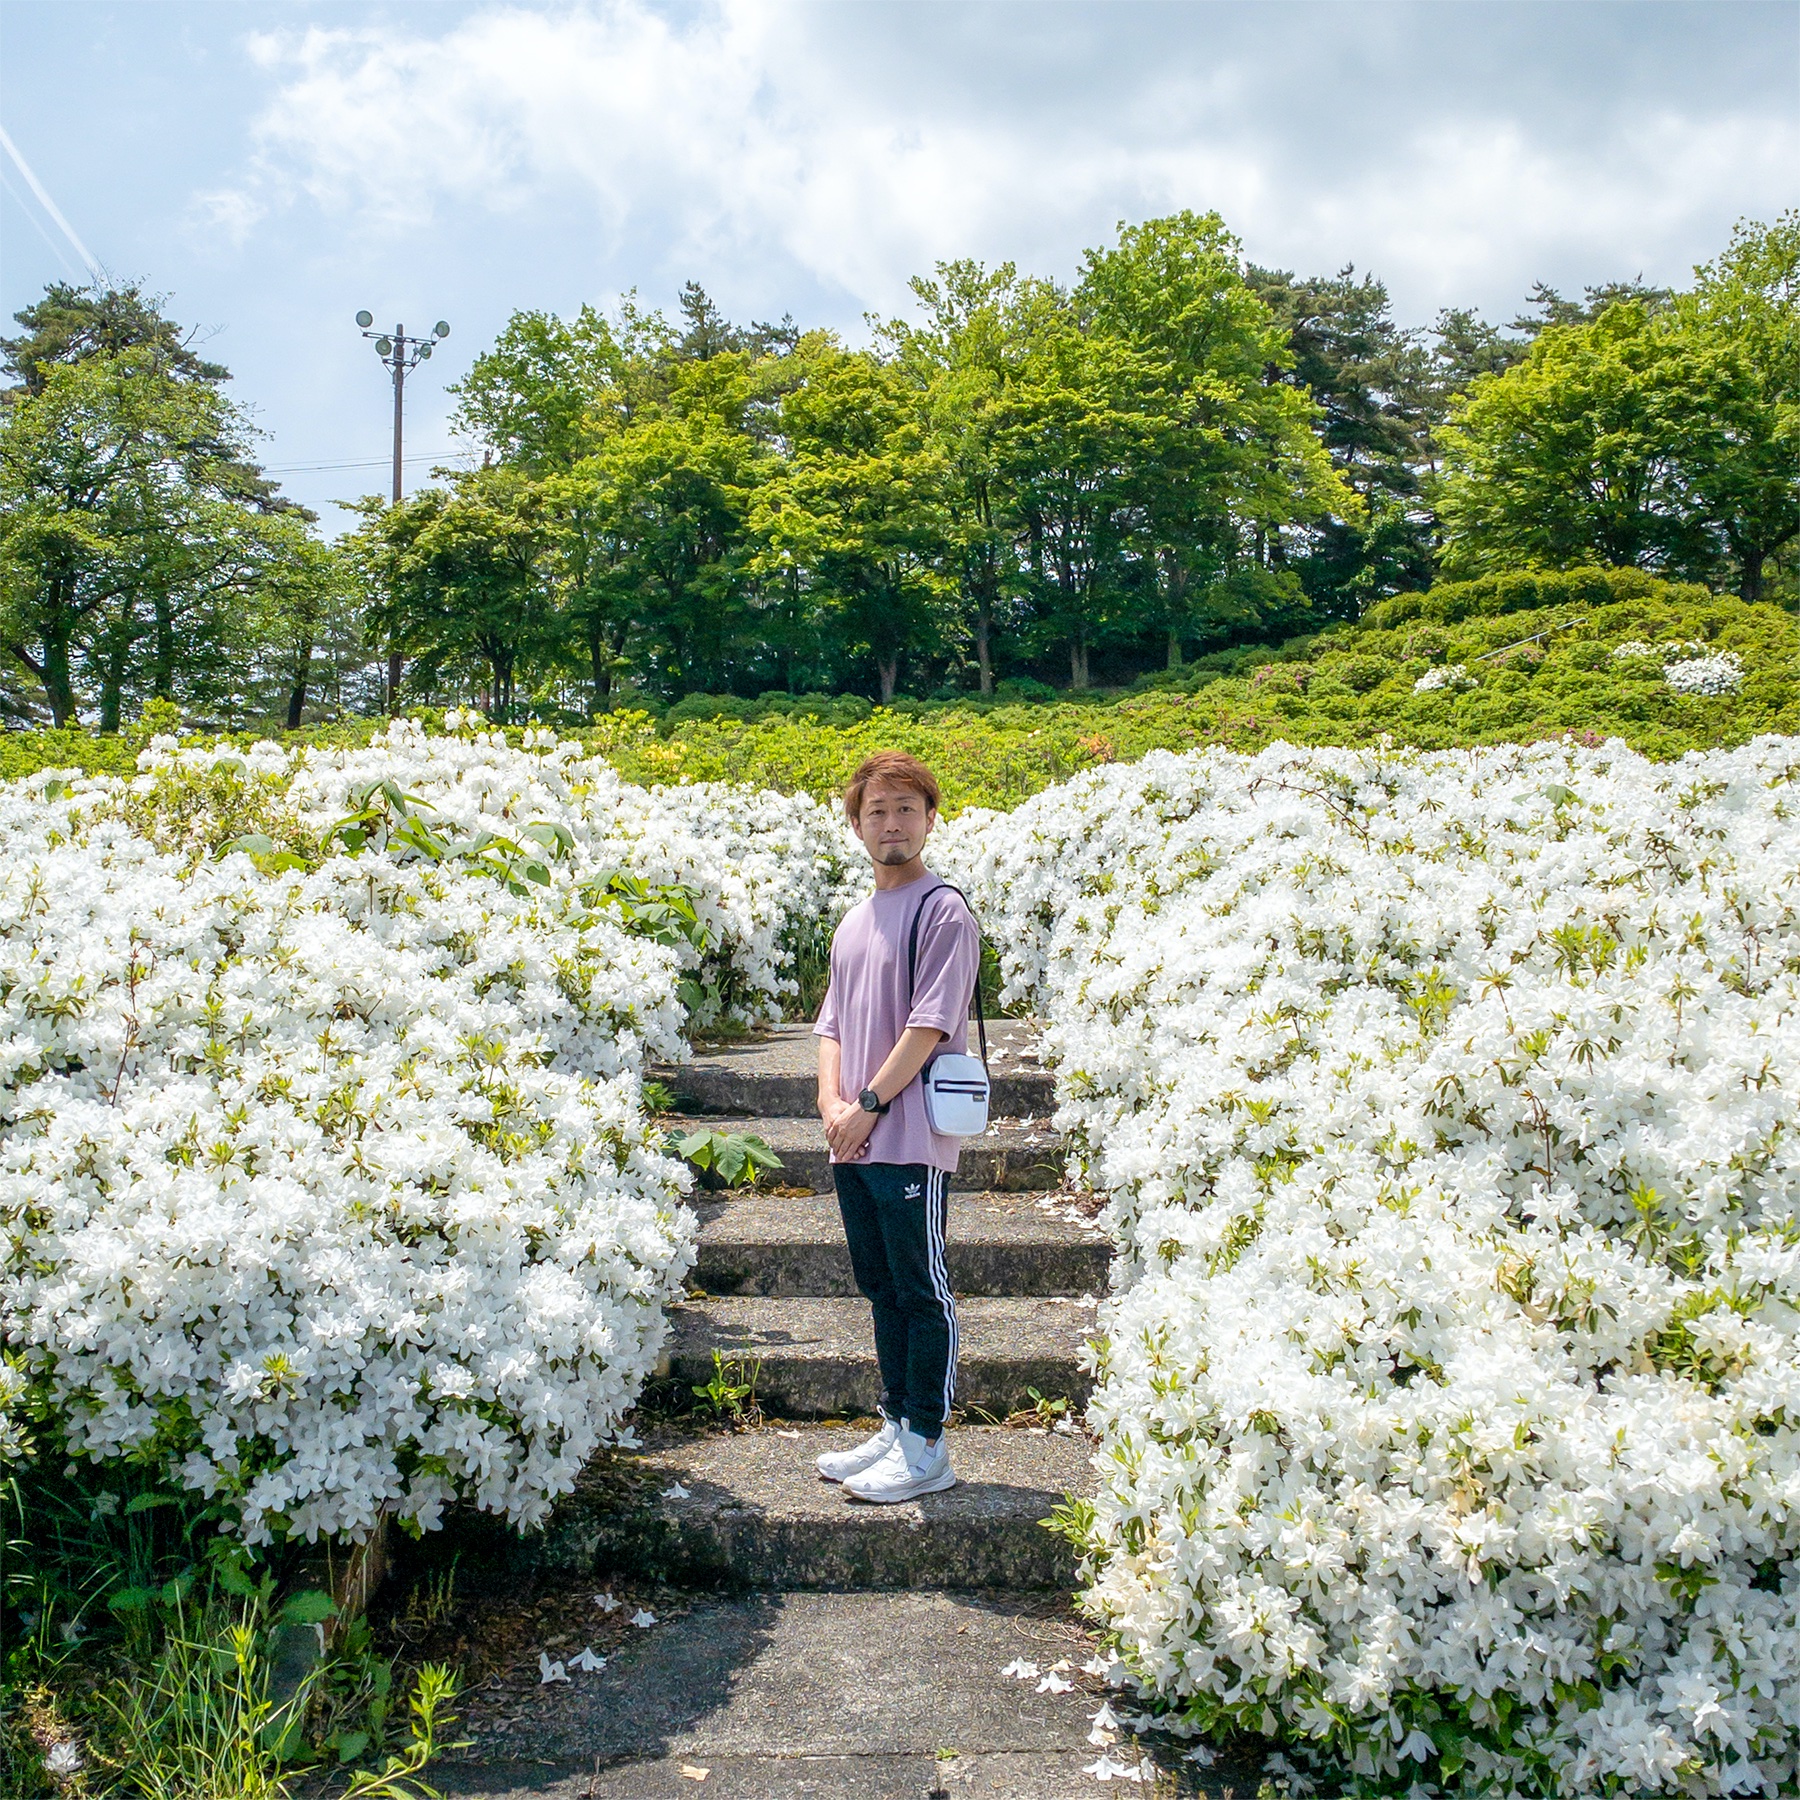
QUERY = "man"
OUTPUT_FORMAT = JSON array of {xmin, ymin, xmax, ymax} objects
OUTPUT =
[{"xmin": 812, "ymin": 750, "xmax": 980, "ymax": 1503}]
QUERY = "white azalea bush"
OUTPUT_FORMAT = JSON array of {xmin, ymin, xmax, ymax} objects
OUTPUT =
[
  {"xmin": 1412, "ymin": 662, "xmax": 1477, "ymax": 694},
  {"xmin": 138, "ymin": 711, "xmax": 863, "ymax": 1029},
  {"xmin": 1665, "ymin": 653, "xmax": 1747, "ymax": 698},
  {"xmin": 1, "ymin": 719, "xmax": 860, "ymax": 1548},
  {"xmin": 940, "ymin": 738, "xmax": 1800, "ymax": 1797},
  {"xmin": 1611, "ymin": 641, "xmax": 1747, "ymax": 698}
]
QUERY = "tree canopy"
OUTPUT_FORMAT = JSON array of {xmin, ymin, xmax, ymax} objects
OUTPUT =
[{"xmin": 1, "ymin": 216, "xmax": 1793, "ymax": 731}]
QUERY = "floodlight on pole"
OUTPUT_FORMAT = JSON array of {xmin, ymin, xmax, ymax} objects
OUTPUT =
[
  {"xmin": 356, "ymin": 312, "xmax": 451, "ymax": 505},
  {"xmin": 356, "ymin": 311, "xmax": 452, "ymax": 708}
]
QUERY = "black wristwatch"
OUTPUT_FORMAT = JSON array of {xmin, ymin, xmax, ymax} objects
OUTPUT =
[{"xmin": 858, "ymin": 1087, "xmax": 889, "ymax": 1115}]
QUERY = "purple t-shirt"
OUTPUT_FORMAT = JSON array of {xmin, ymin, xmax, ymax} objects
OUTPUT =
[{"xmin": 813, "ymin": 872, "xmax": 981, "ymax": 1173}]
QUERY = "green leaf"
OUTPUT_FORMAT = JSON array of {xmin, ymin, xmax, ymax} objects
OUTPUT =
[
  {"xmin": 673, "ymin": 1129, "xmax": 714, "ymax": 1168},
  {"xmin": 213, "ymin": 1558, "xmax": 262, "ymax": 1599},
  {"xmin": 278, "ymin": 1588, "xmax": 337, "ymax": 1626},
  {"xmin": 218, "ymin": 832, "xmax": 276, "ymax": 859},
  {"xmin": 522, "ymin": 821, "xmax": 573, "ymax": 857}
]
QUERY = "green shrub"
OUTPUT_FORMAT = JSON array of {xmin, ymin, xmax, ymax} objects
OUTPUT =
[
  {"xmin": 1332, "ymin": 654, "xmax": 1395, "ymax": 694},
  {"xmin": 1364, "ymin": 563, "xmax": 1684, "ymax": 628},
  {"xmin": 994, "ymin": 675, "xmax": 1058, "ymax": 703},
  {"xmin": 2, "ymin": 572, "xmax": 1790, "ymax": 813}
]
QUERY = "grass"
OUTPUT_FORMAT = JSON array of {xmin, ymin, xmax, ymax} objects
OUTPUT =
[{"xmin": 0, "ymin": 1449, "xmax": 458, "ymax": 1800}]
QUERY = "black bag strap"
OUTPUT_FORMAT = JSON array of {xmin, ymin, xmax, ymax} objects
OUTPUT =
[{"xmin": 905, "ymin": 879, "xmax": 988, "ymax": 1067}]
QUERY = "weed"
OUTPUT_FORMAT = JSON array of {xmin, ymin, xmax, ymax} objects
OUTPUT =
[
  {"xmin": 672, "ymin": 1128, "xmax": 784, "ymax": 1189},
  {"xmin": 691, "ymin": 1351, "xmax": 762, "ymax": 1426}
]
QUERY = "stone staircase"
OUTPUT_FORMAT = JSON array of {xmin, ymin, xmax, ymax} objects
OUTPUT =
[{"xmin": 436, "ymin": 1022, "xmax": 1155, "ymax": 1796}]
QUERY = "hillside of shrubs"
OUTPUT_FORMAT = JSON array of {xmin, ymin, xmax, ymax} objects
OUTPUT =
[{"xmin": 4, "ymin": 568, "xmax": 1791, "ymax": 812}]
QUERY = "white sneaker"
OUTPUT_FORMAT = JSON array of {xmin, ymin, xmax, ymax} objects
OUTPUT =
[
  {"xmin": 842, "ymin": 1426, "xmax": 955, "ymax": 1503},
  {"xmin": 815, "ymin": 1415, "xmax": 900, "ymax": 1484}
]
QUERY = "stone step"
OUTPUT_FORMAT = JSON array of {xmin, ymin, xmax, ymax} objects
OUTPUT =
[
  {"xmin": 693, "ymin": 1191, "xmax": 1108, "ymax": 1297},
  {"xmin": 661, "ymin": 1295, "xmax": 1097, "ymax": 1421},
  {"xmin": 432, "ymin": 1590, "xmax": 1230, "ymax": 1800},
  {"xmin": 656, "ymin": 1020, "xmax": 1055, "ymax": 1119},
  {"xmin": 538, "ymin": 1424, "xmax": 1092, "ymax": 1591},
  {"xmin": 671, "ymin": 1113, "xmax": 1065, "ymax": 1194}
]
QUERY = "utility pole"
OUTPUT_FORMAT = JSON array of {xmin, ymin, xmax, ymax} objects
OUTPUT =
[{"xmin": 357, "ymin": 311, "xmax": 450, "ymax": 711}]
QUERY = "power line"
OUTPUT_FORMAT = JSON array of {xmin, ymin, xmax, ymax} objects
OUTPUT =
[{"xmin": 264, "ymin": 451, "xmax": 468, "ymax": 475}]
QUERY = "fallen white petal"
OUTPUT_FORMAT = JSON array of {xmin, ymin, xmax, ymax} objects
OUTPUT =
[
  {"xmin": 45, "ymin": 1743, "xmax": 84, "ymax": 1776},
  {"xmin": 593, "ymin": 1592, "xmax": 620, "ymax": 1612},
  {"xmin": 632, "ymin": 1609, "xmax": 658, "ymax": 1628},
  {"xmin": 570, "ymin": 1646, "xmax": 608, "ymax": 1673},
  {"xmin": 538, "ymin": 1653, "xmax": 569, "ymax": 1685},
  {"xmin": 775, "ymin": 1430, "xmax": 801, "ymax": 1439},
  {"xmin": 663, "ymin": 1482, "xmax": 690, "ymax": 1500},
  {"xmin": 999, "ymin": 1657, "xmax": 1040, "ymax": 1680},
  {"xmin": 1037, "ymin": 1672, "xmax": 1074, "ymax": 1693}
]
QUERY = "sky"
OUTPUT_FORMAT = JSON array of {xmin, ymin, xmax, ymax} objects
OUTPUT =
[{"xmin": 1, "ymin": 0, "xmax": 1795, "ymax": 526}]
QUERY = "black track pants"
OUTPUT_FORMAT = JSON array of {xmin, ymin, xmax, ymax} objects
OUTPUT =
[{"xmin": 832, "ymin": 1161, "xmax": 958, "ymax": 1438}]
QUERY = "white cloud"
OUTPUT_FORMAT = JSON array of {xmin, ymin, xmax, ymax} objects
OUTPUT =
[
  {"xmin": 212, "ymin": 0, "xmax": 1799, "ymax": 323},
  {"xmin": 187, "ymin": 185, "xmax": 268, "ymax": 248}
]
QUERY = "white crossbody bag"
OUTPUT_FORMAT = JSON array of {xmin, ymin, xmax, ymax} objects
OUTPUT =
[{"xmin": 906, "ymin": 882, "xmax": 991, "ymax": 1137}]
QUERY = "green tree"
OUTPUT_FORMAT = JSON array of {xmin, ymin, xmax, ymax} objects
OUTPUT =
[
  {"xmin": 2, "ymin": 278, "xmax": 229, "ymax": 400},
  {"xmin": 254, "ymin": 531, "xmax": 359, "ymax": 728},
  {"xmin": 1077, "ymin": 213, "xmax": 1356, "ymax": 669},
  {"xmin": 355, "ymin": 468, "xmax": 554, "ymax": 716},
  {"xmin": 1247, "ymin": 264, "xmax": 1434, "ymax": 616},
  {"xmin": 1439, "ymin": 216, "xmax": 1799, "ymax": 601},
  {"xmin": 1659, "ymin": 214, "xmax": 1799, "ymax": 603},
  {"xmin": 0, "ymin": 350, "xmax": 289, "ymax": 727},
  {"xmin": 593, "ymin": 351, "xmax": 770, "ymax": 695},
  {"xmin": 1437, "ymin": 301, "xmax": 1689, "ymax": 579},
  {"xmin": 881, "ymin": 260, "xmax": 1029, "ymax": 695},
  {"xmin": 992, "ymin": 288, "xmax": 1145, "ymax": 689},
  {"xmin": 451, "ymin": 304, "xmax": 646, "ymax": 474},
  {"xmin": 754, "ymin": 341, "xmax": 949, "ymax": 704}
]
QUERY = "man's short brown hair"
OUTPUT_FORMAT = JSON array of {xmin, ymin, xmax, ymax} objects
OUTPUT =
[{"xmin": 844, "ymin": 751, "xmax": 941, "ymax": 823}]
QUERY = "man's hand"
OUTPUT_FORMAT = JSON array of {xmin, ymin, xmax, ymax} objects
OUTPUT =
[
  {"xmin": 817, "ymin": 1078, "xmax": 869, "ymax": 1160},
  {"xmin": 825, "ymin": 1101, "xmax": 876, "ymax": 1161}
]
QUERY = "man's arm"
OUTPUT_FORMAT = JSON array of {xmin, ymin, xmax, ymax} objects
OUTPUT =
[
  {"xmin": 817, "ymin": 1033, "xmax": 848, "ymax": 1124},
  {"xmin": 823, "ymin": 1024, "xmax": 945, "ymax": 1160},
  {"xmin": 868, "ymin": 1025, "xmax": 946, "ymax": 1105}
]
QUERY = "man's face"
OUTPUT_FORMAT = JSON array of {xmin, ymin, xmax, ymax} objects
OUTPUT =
[{"xmin": 853, "ymin": 779, "xmax": 935, "ymax": 867}]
